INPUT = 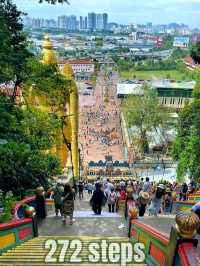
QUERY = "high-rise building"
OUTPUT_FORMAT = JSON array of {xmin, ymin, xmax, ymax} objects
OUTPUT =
[
  {"xmin": 83, "ymin": 17, "xmax": 88, "ymax": 30},
  {"xmin": 58, "ymin": 15, "xmax": 77, "ymax": 31},
  {"xmin": 79, "ymin": 16, "xmax": 88, "ymax": 30},
  {"xmin": 80, "ymin": 16, "xmax": 83, "ymax": 30},
  {"xmin": 32, "ymin": 18, "xmax": 42, "ymax": 29},
  {"xmin": 88, "ymin": 13, "xmax": 108, "ymax": 31},
  {"xmin": 58, "ymin": 16, "xmax": 67, "ymax": 29},
  {"xmin": 96, "ymin": 14, "xmax": 103, "ymax": 30},
  {"xmin": 66, "ymin": 15, "xmax": 77, "ymax": 31},
  {"xmin": 102, "ymin": 13, "xmax": 108, "ymax": 30},
  {"xmin": 88, "ymin": 13, "xmax": 96, "ymax": 31}
]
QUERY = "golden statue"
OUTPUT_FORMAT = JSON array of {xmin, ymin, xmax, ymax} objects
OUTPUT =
[
  {"xmin": 42, "ymin": 35, "xmax": 57, "ymax": 65},
  {"xmin": 28, "ymin": 36, "xmax": 79, "ymax": 180},
  {"xmin": 62, "ymin": 64, "xmax": 79, "ymax": 178}
]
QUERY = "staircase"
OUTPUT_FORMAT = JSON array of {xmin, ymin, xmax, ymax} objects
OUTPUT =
[{"xmin": 0, "ymin": 236, "xmax": 139, "ymax": 266}]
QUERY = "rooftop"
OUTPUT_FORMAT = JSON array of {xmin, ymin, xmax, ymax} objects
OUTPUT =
[
  {"xmin": 151, "ymin": 80, "xmax": 196, "ymax": 90},
  {"xmin": 59, "ymin": 59, "xmax": 93, "ymax": 65}
]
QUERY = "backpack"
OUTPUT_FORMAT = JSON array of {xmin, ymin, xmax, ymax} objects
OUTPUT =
[
  {"xmin": 120, "ymin": 191, "xmax": 126, "ymax": 200},
  {"xmin": 165, "ymin": 197, "xmax": 171, "ymax": 207},
  {"xmin": 109, "ymin": 192, "xmax": 116, "ymax": 203}
]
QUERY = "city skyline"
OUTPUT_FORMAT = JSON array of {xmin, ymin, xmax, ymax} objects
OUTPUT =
[{"xmin": 13, "ymin": 0, "xmax": 200, "ymax": 28}]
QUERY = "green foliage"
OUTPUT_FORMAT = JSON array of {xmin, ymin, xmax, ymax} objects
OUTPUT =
[
  {"xmin": 0, "ymin": 95, "xmax": 22, "ymax": 140},
  {"xmin": 176, "ymin": 61, "xmax": 186, "ymax": 73},
  {"xmin": 172, "ymin": 81, "xmax": 200, "ymax": 181},
  {"xmin": 123, "ymin": 85, "xmax": 169, "ymax": 155},
  {"xmin": 0, "ymin": 0, "xmax": 31, "ymax": 85},
  {"xmin": 117, "ymin": 59, "xmax": 134, "ymax": 72},
  {"xmin": 117, "ymin": 58, "xmax": 178, "ymax": 74},
  {"xmin": 172, "ymin": 48, "xmax": 189, "ymax": 60},
  {"xmin": 95, "ymin": 37, "xmax": 103, "ymax": 47},
  {"xmin": 0, "ymin": 95, "xmax": 61, "ymax": 195},
  {"xmin": 0, "ymin": 1, "xmax": 64, "ymax": 196},
  {"xmin": 91, "ymin": 76, "xmax": 97, "ymax": 87},
  {"xmin": 191, "ymin": 41, "xmax": 200, "ymax": 64},
  {"xmin": 21, "ymin": 108, "xmax": 61, "ymax": 150},
  {"xmin": 121, "ymin": 69, "xmax": 186, "ymax": 81},
  {"xmin": 24, "ymin": 58, "xmax": 71, "ymax": 112},
  {"xmin": 162, "ymin": 35, "xmax": 173, "ymax": 50},
  {"xmin": 0, "ymin": 141, "xmax": 61, "ymax": 195},
  {"xmin": 0, "ymin": 194, "xmax": 16, "ymax": 223},
  {"xmin": 0, "ymin": 95, "xmax": 61, "ymax": 150}
]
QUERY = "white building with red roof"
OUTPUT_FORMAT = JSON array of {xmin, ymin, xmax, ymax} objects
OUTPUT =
[
  {"xmin": 58, "ymin": 59, "xmax": 94, "ymax": 74},
  {"xmin": 58, "ymin": 59, "xmax": 95, "ymax": 81}
]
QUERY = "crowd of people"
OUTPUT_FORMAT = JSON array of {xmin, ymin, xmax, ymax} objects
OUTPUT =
[
  {"xmin": 79, "ymin": 81, "xmax": 124, "ymax": 162},
  {"xmin": 43, "ymin": 177, "xmax": 198, "ymax": 226}
]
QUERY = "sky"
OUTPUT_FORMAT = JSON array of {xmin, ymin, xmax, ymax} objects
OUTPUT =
[{"xmin": 13, "ymin": 0, "xmax": 200, "ymax": 28}]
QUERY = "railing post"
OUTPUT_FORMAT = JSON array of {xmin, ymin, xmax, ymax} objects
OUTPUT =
[{"xmin": 172, "ymin": 211, "xmax": 200, "ymax": 266}]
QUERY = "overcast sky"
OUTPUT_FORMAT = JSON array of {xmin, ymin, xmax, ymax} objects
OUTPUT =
[{"xmin": 13, "ymin": 0, "xmax": 200, "ymax": 28}]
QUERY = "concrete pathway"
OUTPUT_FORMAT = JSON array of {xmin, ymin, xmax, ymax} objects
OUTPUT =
[
  {"xmin": 79, "ymin": 70, "xmax": 125, "ymax": 163},
  {"xmin": 39, "ymin": 193, "xmax": 127, "ymax": 237}
]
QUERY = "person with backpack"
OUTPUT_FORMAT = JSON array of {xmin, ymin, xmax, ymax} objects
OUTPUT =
[
  {"xmin": 107, "ymin": 187, "xmax": 117, "ymax": 212},
  {"xmin": 164, "ymin": 188, "xmax": 173, "ymax": 214},
  {"xmin": 62, "ymin": 183, "xmax": 75, "ymax": 225},
  {"xmin": 180, "ymin": 182, "xmax": 188, "ymax": 201},
  {"xmin": 90, "ymin": 183, "xmax": 105, "ymax": 215},
  {"xmin": 149, "ymin": 184, "xmax": 165, "ymax": 216},
  {"xmin": 119, "ymin": 187, "xmax": 126, "ymax": 200},
  {"xmin": 52, "ymin": 181, "xmax": 64, "ymax": 217},
  {"xmin": 137, "ymin": 191, "xmax": 150, "ymax": 217}
]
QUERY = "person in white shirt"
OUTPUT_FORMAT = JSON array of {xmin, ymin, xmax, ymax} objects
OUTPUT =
[
  {"xmin": 143, "ymin": 177, "xmax": 151, "ymax": 193},
  {"xmin": 107, "ymin": 187, "xmax": 117, "ymax": 212}
]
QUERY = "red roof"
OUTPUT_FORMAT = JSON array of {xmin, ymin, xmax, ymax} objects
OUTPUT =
[
  {"xmin": 59, "ymin": 59, "xmax": 93, "ymax": 65},
  {"xmin": 184, "ymin": 56, "xmax": 200, "ymax": 68}
]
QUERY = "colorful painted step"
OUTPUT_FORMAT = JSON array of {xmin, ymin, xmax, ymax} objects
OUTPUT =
[
  {"xmin": 0, "ymin": 236, "xmax": 145, "ymax": 266},
  {"xmin": 173, "ymin": 201, "xmax": 196, "ymax": 213}
]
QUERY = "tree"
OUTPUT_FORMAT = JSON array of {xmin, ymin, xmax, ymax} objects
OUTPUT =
[
  {"xmin": 24, "ymin": 58, "xmax": 71, "ymax": 113},
  {"xmin": 123, "ymin": 85, "xmax": 169, "ymax": 156},
  {"xmin": 0, "ymin": 141, "xmax": 60, "ymax": 195},
  {"xmin": 191, "ymin": 41, "xmax": 200, "ymax": 64},
  {"xmin": 20, "ymin": 108, "xmax": 61, "ymax": 150},
  {"xmin": 163, "ymin": 35, "xmax": 173, "ymax": 50},
  {"xmin": 0, "ymin": 0, "xmax": 31, "ymax": 95},
  {"xmin": 172, "ymin": 82, "xmax": 200, "ymax": 181},
  {"xmin": 0, "ymin": 94, "xmax": 61, "ymax": 195}
]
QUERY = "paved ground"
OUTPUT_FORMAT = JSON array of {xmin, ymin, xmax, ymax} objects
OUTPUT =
[
  {"xmin": 79, "ymin": 70, "xmax": 125, "ymax": 163},
  {"xmin": 38, "ymin": 216, "xmax": 127, "ymax": 237},
  {"xmin": 39, "ymin": 193, "xmax": 127, "ymax": 237}
]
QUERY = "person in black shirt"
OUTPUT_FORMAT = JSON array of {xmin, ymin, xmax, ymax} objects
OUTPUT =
[
  {"xmin": 78, "ymin": 181, "xmax": 84, "ymax": 200},
  {"xmin": 91, "ymin": 183, "xmax": 105, "ymax": 215}
]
